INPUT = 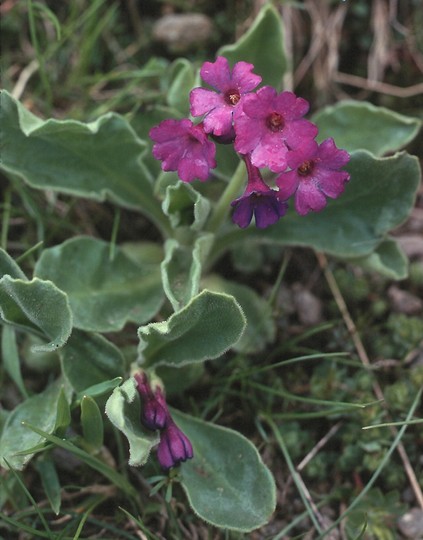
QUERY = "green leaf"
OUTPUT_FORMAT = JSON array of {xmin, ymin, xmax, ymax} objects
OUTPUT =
[
  {"xmin": 162, "ymin": 182, "xmax": 211, "ymax": 232},
  {"xmin": 60, "ymin": 330, "xmax": 125, "ymax": 393},
  {"xmin": 105, "ymin": 378, "xmax": 159, "ymax": 467},
  {"xmin": 0, "ymin": 248, "xmax": 27, "ymax": 280},
  {"xmin": 161, "ymin": 234, "xmax": 214, "ymax": 311},
  {"xmin": 203, "ymin": 276, "xmax": 275, "ymax": 353},
  {"xmin": 173, "ymin": 410, "xmax": 276, "ymax": 532},
  {"xmin": 0, "ymin": 276, "xmax": 72, "ymax": 352},
  {"xmin": 138, "ymin": 290, "xmax": 246, "ymax": 368},
  {"xmin": 1, "ymin": 326, "xmax": 28, "ymax": 398},
  {"xmin": 75, "ymin": 377, "xmax": 123, "ymax": 401},
  {"xmin": 0, "ymin": 379, "xmax": 68, "ymax": 470},
  {"xmin": 219, "ymin": 3, "xmax": 287, "ymax": 90},
  {"xmin": 54, "ymin": 386, "xmax": 71, "ymax": 436},
  {"xmin": 34, "ymin": 236, "xmax": 164, "ymax": 333},
  {"xmin": 0, "ymin": 90, "xmax": 167, "ymax": 232},
  {"xmin": 254, "ymin": 151, "xmax": 421, "ymax": 258},
  {"xmin": 35, "ymin": 457, "xmax": 62, "ymax": 515},
  {"xmin": 350, "ymin": 237, "xmax": 409, "ymax": 280},
  {"xmin": 167, "ymin": 58, "xmax": 196, "ymax": 116},
  {"xmin": 81, "ymin": 396, "xmax": 104, "ymax": 451},
  {"xmin": 313, "ymin": 100, "xmax": 421, "ymax": 155}
]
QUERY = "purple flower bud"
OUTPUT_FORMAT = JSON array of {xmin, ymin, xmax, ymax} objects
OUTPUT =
[
  {"xmin": 156, "ymin": 419, "xmax": 194, "ymax": 470},
  {"xmin": 134, "ymin": 372, "xmax": 167, "ymax": 430},
  {"xmin": 231, "ymin": 154, "xmax": 288, "ymax": 229}
]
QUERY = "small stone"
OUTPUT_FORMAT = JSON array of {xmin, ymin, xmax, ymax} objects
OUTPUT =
[
  {"xmin": 397, "ymin": 508, "xmax": 423, "ymax": 539},
  {"xmin": 292, "ymin": 283, "xmax": 323, "ymax": 326},
  {"xmin": 388, "ymin": 285, "xmax": 423, "ymax": 315},
  {"xmin": 152, "ymin": 14, "xmax": 213, "ymax": 53}
]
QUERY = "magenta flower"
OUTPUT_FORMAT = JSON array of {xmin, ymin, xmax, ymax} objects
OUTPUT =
[
  {"xmin": 156, "ymin": 419, "xmax": 194, "ymax": 470},
  {"xmin": 153, "ymin": 387, "xmax": 194, "ymax": 470},
  {"xmin": 190, "ymin": 56, "xmax": 262, "ymax": 138},
  {"xmin": 276, "ymin": 138, "xmax": 351, "ymax": 216},
  {"xmin": 149, "ymin": 119, "xmax": 216, "ymax": 182},
  {"xmin": 231, "ymin": 155, "xmax": 288, "ymax": 229},
  {"xmin": 134, "ymin": 372, "xmax": 167, "ymax": 430},
  {"xmin": 234, "ymin": 86, "xmax": 318, "ymax": 172},
  {"xmin": 134, "ymin": 374, "xmax": 194, "ymax": 470}
]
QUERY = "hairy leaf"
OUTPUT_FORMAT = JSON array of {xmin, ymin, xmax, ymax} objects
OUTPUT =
[
  {"xmin": 0, "ymin": 276, "xmax": 72, "ymax": 352},
  {"xmin": 138, "ymin": 290, "xmax": 246, "ymax": 367},
  {"xmin": 34, "ymin": 236, "xmax": 164, "ymax": 333},
  {"xmin": 174, "ymin": 410, "xmax": 276, "ymax": 532},
  {"xmin": 313, "ymin": 101, "xmax": 421, "ymax": 155}
]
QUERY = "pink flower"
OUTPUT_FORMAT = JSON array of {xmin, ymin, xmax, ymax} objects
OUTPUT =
[
  {"xmin": 234, "ymin": 86, "xmax": 318, "ymax": 172},
  {"xmin": 231, "ymin": 155, "xmax": 288, "ymax": 229},
  {"xmin": 149, "ymin": 119, "xmax": 216, "ymax": 182},
  {"xmin": 276, "ymin": 138, "xmax": 350, "ymax": 215},
  {"xmin": 190, "ymin": 56, "xmax": 262, "ymax": 138},
  {"xmin": 134, "ymin": 373, "xmax": 194, "ymax": 470}
]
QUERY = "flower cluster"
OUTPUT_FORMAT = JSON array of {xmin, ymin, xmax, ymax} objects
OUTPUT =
[
  {"xmin": 134, "ymin": 372, "xmax": 193, "ymax": 470},
  {"xmin": 150, "ymin": 56, "xmax": 351, "ymax": 228}
]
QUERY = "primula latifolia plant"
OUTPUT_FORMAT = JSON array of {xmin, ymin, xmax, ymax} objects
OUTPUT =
[{"xmin": 0, "ymin": 4, "xmax": 421, "ymax": 533}]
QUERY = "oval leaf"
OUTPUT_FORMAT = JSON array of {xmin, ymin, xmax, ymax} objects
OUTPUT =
[
  {"xmin": 0, "ymin": 276, "xmax": 72, "ymax": 352},
  {"xmin": 167, "ymin": 58, "xmax": 196, "ymax": 116},
  {"xmin": 138, "ymin": 290, "xmax": 246, "ymax": 368},
  {"xmin": 203, "ymin": 276, "xmax": 275, "ymax": 353},
  {"xmin": 161, "ymin": 234, "xmax": 214, "ymax": 312},
  {"xmin": 173, "ymin": 410, "xmax": 276, "ymax": 532},
  {"xmin": 34, "ymin": 236, "xmax": 164, "ymax": 333},
  {"xmin": 60, "ymin": 330, "xmax": 124, "ymax": 393},
  {"xmin": 0, "ymin": 379, "xmax": 68, "ymax": 470},
  {"xmin": 313, "ymin": 100, "xmax": 421, "ymax": 155},
  {"xmin": 350, "ymin": 237, "xmax": 409, "ymax": 280},
  {"xmin": 0, "ymin": 90, "xmax": 166, "ymax": 230},
  {"xmin": 254, "ymin": 151, "xmax": 421, "ymax": 258},
  {"xmin": 81, "ymin": 396, "xmax": 104, "ymax": 451},
  {"xmin": 219, "ymin": 3, "xmax": 287, "ymax": 90},
  {"xmin": 105, "ymin": 378, "xmax": 159, "ymax": 467},
  {"xmin": 162, "ymin": 182, "xmax": 211, "ymax": 232}
]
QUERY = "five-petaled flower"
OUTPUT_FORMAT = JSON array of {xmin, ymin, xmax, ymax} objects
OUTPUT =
[
  {"xmin": 190, "ymin": 56, "xmax": 261, "ymax": 138},
  {"xmin": 276, "ymin": 138, "xmax": 350, "ymax": 215},
  {"xmin": 149, "ymin": 56, "xmax": 350, "ymax": 228},
  {"xmin": 134, "ymin": 372, "xmax": 194, "ymax": 470},
  {"xmin": 234, "ymin": 86, "xmax": 318, "ymax": 172},
  {"xmin": 149, "ymin": 119, "xmax": 216, "ymax": 183}
]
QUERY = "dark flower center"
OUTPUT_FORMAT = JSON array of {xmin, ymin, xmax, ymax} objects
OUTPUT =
[
  {"xmin": 225, "ymin": 89, "xmax": 241, "ymax": 106},
  {"xmin": 298, "ymin": 160, "xmax": 314, "ymax": 176},
  {"xmin": 266, "ymin": 112, "xmax": 284, "ymax": 132}
]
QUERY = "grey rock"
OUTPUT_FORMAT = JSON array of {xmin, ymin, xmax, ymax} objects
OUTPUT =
[
  {"xmin": 152, "ymin": 14, "xmax": 213, "ymax": 52},
  {"xmin": 397, "ymin": 508, "xmax": 423, "ymax": 539}
]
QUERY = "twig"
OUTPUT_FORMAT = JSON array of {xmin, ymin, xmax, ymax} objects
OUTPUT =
[
  {"xmin": 11, "ymin": 59, "xmax": 39, "ymax": 100},
  {"xmin": 297, "ymin": 422, "xmax": 342, "ymax": 472},
  {"xmin": 333, "ymin": 71, "xmax": 423, "ymax": 98},
  {"xmin": 315, "ymin": 251, "xmax": 423, "ymax": 509}
]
